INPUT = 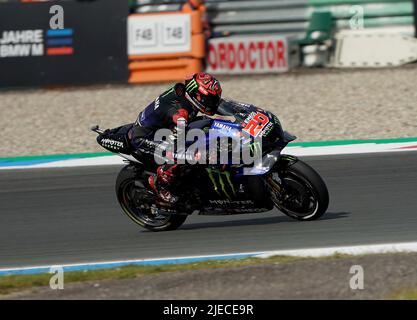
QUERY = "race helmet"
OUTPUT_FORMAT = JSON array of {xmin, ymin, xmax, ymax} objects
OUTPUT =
[{"xmin": 184, "ymin": 72, "xmax": 222, "ymax": 116}]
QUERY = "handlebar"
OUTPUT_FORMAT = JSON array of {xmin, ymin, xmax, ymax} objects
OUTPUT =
[{"xmin": 90, "ymin": 125, "xmax": 104, "ymax": 134}]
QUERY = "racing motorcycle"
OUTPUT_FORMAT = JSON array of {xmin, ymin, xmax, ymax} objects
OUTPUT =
[{"xmin": 91, "ymin": 99, "xmax": 329, "ymax": 231}]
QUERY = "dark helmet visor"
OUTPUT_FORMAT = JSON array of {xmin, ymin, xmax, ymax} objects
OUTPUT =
[{"xmin": 200, "ymin": 94, "xmax": 221, "ymax": 115}]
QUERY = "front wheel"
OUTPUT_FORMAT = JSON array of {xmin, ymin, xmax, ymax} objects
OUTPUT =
[
  {"xmin": 267, "ymin": 160, "xmax": 329, "ymax": 221},
  {"xmin": 116, "ymin": 165, "xmax": 187, "ymax": 231}
]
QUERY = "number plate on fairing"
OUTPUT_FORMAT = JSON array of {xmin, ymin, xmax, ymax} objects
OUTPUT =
[{"xmin": 242, "ymin": 112, "xmax": 270, "ymax": 138}]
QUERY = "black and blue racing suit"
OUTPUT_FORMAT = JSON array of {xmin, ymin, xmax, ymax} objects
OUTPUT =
[
  {"xmin": 127, "ymin": 83, "xmax": 202, "ymax": 190},
  {"xmin": 129, "ymin": 83, "xmax": 198, "ymax": 157}
]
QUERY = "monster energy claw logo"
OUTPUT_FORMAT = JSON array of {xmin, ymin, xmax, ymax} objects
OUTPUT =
[
  {"xmin": 206, "ymin": 168, "xmax": 236, "ymax": 200},
  {"xmin": 250, "ymin": 141, "xmax": 262, "ymax": 155},
  {"xmin": 162, "ymin": 86, "xmax": 174, "ymax": 97},
  {"xmin": 186, "ymin": 79, "xmax": 198, "ymax": 91}
]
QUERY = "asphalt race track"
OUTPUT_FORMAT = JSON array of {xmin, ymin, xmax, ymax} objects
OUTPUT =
[{"xmin": 1, "ymin": 152, "xmax": 417, "ymax": 269}]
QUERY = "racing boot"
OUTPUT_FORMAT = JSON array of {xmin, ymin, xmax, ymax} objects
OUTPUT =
[{"xmin": 148, "ymin": 165, "xmax": 179, "ymax": 204}]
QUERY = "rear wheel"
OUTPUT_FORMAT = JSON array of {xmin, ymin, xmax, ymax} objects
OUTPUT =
[
  {"xmin": 268, "ymin": 160, "xmax": 329, "ymax": 221},
  {"xmin": 116, "ymin": 166, "xmax": 187, "ymax": 231}
]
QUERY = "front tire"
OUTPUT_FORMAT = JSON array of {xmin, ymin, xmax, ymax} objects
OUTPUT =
[
  {"xmin": 269, "ymin": 160, "xmax": 329, "ymax": 221},
  {"xmin": 115, "ymin": 165, "xmax": 187, "ymax": 231}
]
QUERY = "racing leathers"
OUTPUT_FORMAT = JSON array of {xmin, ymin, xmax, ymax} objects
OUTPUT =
[{"xmin": 128, "ymin": 83, "xmax": 203, "ymax": 203}]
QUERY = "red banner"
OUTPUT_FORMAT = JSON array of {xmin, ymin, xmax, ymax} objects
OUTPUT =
[{"xmin": 206, "ymin": 35, "xmax": 289, "ymax": 74}]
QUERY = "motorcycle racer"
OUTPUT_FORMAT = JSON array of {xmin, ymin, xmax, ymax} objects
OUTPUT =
[{"xmin": 128, "ymin": 72, "xmax": 223, "ymax": 204}]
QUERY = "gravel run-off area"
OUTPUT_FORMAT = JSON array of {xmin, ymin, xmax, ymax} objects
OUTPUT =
[
  {"xmin": 4, "ymin": 253, "xmax": 417, "ymax": 300},
  {"xmin": 0, "ymin": 66, "xmax": 417, "ymax": 157}
]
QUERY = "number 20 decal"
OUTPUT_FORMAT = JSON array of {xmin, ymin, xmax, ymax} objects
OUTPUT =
[{"xmin": 242, "ymin": 112, "xmax": 269, "ymax": 137}]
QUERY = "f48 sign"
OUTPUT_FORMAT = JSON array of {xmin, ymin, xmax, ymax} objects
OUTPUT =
[
  {"xmin": 207, "ymin": 35, "xmax": 289, "ymax": 74},
  {"xmin": 128, "ymin": 13, "xmax": 191, "ymax": 56}
]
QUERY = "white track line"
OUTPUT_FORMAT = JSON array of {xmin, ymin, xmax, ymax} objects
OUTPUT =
[
  {"xmin": 1, "ymin": 141, "xmax": 417, "ymax": 170},
  {"xmin": 1, "ymin": 241, "xmax": 417, "ymax": 276},
  {"xmin": 255, "ymin": 241, "xmax": 417, "ymax": 258}
]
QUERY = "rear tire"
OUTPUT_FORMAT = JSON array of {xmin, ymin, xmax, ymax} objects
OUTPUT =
[
  {"xmin": 271, "ymin": 160, "xmax": 329, "ymax": 221},
  {"xmin": 115, "ymin": 165, "xmax": 187, "ymax": 231}
]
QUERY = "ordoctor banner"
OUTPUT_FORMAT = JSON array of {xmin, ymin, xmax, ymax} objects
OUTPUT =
[
  {"xmin": 0, "ymin": 0, "xmax": 128, "ymax": 87},
  {"xmin": 206, "ymin": 35, "xmax": 289, "ymax": 75}
]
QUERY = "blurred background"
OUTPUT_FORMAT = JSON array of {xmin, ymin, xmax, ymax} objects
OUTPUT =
[{"xmin": 1, "ymin": 0, "xmax": 417, "ymax": 157}]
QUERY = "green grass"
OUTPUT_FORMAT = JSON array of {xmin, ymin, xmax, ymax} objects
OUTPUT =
[
  {"xmin": 389, "ymin": 288, "xmax": 417, "ymax": 300},
  {"xmin": 0, "ymin": 255, "xmax": 315, "ymax": 296}
]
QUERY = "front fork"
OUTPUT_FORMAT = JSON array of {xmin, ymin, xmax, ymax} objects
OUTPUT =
[
  {"xmin": 265, "ymin": 172, "xmax": 284, "ymax": 208},
  {"xmin": 266, "ymin": 172, "xmax": 282, "ymax": 192},
  {"xmin": 264, "ymin": 154, "xmax": 299, "ymax": 205}
]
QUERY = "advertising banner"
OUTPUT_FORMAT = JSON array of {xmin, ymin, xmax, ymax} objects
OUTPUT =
[
  {"xmin": 0, "ymin": 0, "xmax": 128, "ymax": 87},
  {"xmin": 128, "ymin": 13, "xmax": 191, "ymax": 56},
  {"xmin": 206, "ymin": 35, "xmax": 289, "ymax": 74}
]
